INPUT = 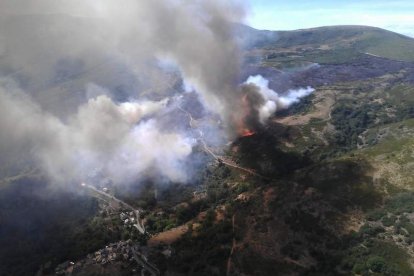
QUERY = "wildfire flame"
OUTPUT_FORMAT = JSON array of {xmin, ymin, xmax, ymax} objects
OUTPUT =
[
  {"xmin": 241, "ymin": 129, "xmax": 255, "ymax": 137},
  {"xmin": 233, "ymin": 93, "xmax": 256, "ymax": 137},
  {"xmin": 240, "ymin": 129, "xmax": 255, "ymax": 137}
]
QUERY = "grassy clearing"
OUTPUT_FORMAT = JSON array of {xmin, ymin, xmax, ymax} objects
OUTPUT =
[
  {"xmin": 386, "ymin": 85, "xmax": 414, "ymax": 105},
  {"xmin": 263, "ymin": 26, "xmax": 414, "ymax": 64},
  {"xmin": 344, "ymin": 240, "xmax": 414, "ymax": 275},
  {"xmin": 364, "ymin": 34, "xmax": 414, "ymax": 62}
]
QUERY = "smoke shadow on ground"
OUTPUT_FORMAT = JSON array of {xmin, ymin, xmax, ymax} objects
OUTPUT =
[
  {"xmin": 296, "ymin": 158, "xmax": 383, "ymax": 212},
  {"xmin": 232, "ymin": 125, "xmax": 312, "ymax": 178},
  {"xmin": 0, "ymin": 177, "xmax": 102, "ymax": 276},
  {"xmin": 227, "ymin": 122, "xmax": 384, "ymax": 275}
]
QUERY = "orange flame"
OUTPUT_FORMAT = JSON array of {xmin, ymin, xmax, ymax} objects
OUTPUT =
[
  {"xmin": 241, "ymin": 129, "xmax": 255, "ymax": 137},
  {"xmin": 233, "ymin": 93, "xmax": 255, "ymax": 137}
]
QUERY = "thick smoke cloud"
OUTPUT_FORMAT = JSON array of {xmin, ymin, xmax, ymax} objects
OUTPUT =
[
  {"xmin": 0, "ymin": 0, "xmax": 246, "ymax": 130},
  {"xmin": 0, "ymin": 79, "xmax": 194, "ymax": 184},
  {"xmin": 0, "ymin": 1, "xmax": 314, "ymax": 186},
  {"xmin": 0, "ymin": 0, "xmax": 248, "ymax": 184}
]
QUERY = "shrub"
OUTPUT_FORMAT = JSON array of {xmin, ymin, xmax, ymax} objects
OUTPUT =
[{"xmin": 367, "ymin": 256, "xmax": 386, "ymax": 273}]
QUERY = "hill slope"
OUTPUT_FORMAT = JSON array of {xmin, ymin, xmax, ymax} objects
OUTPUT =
[
  {"xmin": 2, "ymin": 25, "xmax": 414, "ymax": 275},
  {"xmin": 151, "ymin": 25, "xmax": 414, "ymax": 275},
  {"xmin": 242, "ymin": 25, "xmax": 414, "ymax": 64}
]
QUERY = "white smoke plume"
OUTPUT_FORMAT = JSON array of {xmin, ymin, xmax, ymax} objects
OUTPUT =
[
  {"xmin": 0, "ymin": 0, "xmax": 248, "ymax": 184},
  {"xmin": 0, "ymin": 79, "xmax": 195, "ymax": 184},
  {"xmin": 0, "ymin": 0, "xmax": 246, "ymax": 130},
  {"xmin": 244, "ymin": 75, "xmax": 315, "ymax": 124},
  {"xmin": 0, "ymin": 1, "xmax": 315, "ymax": 186}
]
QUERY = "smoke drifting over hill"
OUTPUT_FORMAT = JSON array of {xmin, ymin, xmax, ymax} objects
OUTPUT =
[
  {"xmin": 0, "ymin": 0, "xmax": 247, "ymax": 184},
  {"xmin": 0, "ymin": 0, "xmax": 246, "ymax": 128},
  {"xmin": 0, "ymin": 0, "xmax": 313, "ymax": 185}
]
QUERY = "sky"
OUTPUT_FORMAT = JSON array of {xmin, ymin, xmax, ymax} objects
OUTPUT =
[{"xmin": 247, "ymin": 0, "xmax": 414, "ymax": 37}]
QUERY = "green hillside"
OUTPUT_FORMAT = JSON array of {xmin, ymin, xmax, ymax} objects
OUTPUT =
[{"xmin": 255, "ymin": 25, "xmax": 414, "ymax": 63}]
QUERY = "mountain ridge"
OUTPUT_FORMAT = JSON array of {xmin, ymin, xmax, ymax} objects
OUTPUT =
[{"xmin": 237, "ymin": 23, "xmax": 414, "ymax": 62}]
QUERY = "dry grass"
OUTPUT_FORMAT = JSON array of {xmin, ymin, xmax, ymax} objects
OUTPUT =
[
  {"xmin": 274, "ymin": 89, "xmax": 336, "ymax": 126},
  {"xmin": 148, "ymin": 224, "xmax": 189, "ymax": 247}
]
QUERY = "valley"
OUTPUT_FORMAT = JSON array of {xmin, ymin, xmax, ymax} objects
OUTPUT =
[{"xmin": 2, "ymin": 24, "xmax": 414, "ymax": 275}]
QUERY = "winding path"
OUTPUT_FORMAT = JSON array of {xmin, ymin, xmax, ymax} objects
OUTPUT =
[
  {"xmin": 178, "ymin": 106, "xmax": 269, "ymax": 179},
  {"xmin": 81, "ymin": 183, "xmax": 160, "ymax": 274},
  {"xmin": 131, "ymin": 246, "xmax": 160, "ymax": 276},
  {"xmin": 81, "ymin": 183, "xmax": 146, "ymax": 234}
]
